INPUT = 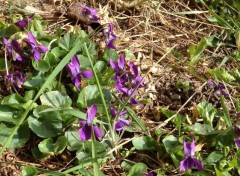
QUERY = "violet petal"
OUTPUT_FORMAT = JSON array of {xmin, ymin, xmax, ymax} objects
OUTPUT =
[
  {"xmin": 115, "ymin": 117, "xmax": 130, "ymax": 131},
  {"xmin": 37, "ymin": 45, "xmax": 48, "ymax": 53},
  {"xmin": 81, "ymin": 70, "xmax": 93, "ymax": 79},
  {"xmin": 33, "ymin": 49, "xmax": 41, "ymax": 62},
  {"xmin": 179, "ymin": 157, "xmax": 194, "ymax": 171},
  {"xmin": 118, "ymin": 54, "xmax": 125, "ymax": 70},
  {"xmin": 93, "ymin": 125, "xmax": 103, "ymax": 139},
  {"xmin": 72, "ymin": 74, "xmax": 82, "ymax": 90},
  {"xmin": 192, "ymin": 158, "xmax": 204, "ymax": 171},
  {"xmin": 110, "ymin": 107, "xmax": 118, "ymax": 117},
  {"xmin": 184, "ymin": 140, "xmax": 195, "ymax": 157},
  {"xmin": 79, "ymin": 124, "xmax": 91, "ymax": 141},
  {"xmin": 27, "ymin": 32, "xmax": 37, "ymax": 46},
  {"xmin": 87, "ymin": 104, "xmax": 97, "ymax": 125},
  {"xmin": 235, "ymin": 139, "xmax": 240, "ymax": 148}
]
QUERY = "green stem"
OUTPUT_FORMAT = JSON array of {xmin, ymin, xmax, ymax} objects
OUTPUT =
[
  {"xmin": 83, "ymin": 43, "xmax": 115, "ymax": 143},
  {"xmin": 220, "ymin": 95, "xmax": 232, "ymax": 127},
  {"xmin": 91, "ymin": 127, "xmax": 100, "ymax": 176}
]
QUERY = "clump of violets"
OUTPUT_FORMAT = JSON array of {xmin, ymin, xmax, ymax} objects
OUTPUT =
[
  {"xmin": 23, "ymin": 32, "xmax": 48, "ymax": 62},
  {"xmin": 67, "ymin": 55, "xmax": 93, "ymax": 90},
  {"xmin": 110, "ymin": 107, "xmax": 130, "ymax": 131},
  {"xmin": 80, "ymin": 5, "xmax": 99, "ymax": 22},
  {"xmin": 103, "ymin": 23, "xmax": 117, "ymax": 49},
  {"xmin": 110, "ymin": 53, "xmax": 145, "ymax": 106},
  {"xmin": 180, "ymin": 139, "xmax": 204, "ymax": 171},
  {"xmin": 78, "ymin": 104, "xmax": 103, "ymax": 141},
  {"xmin": 3, "ymin": 38, "xmax": 26, "ymax": 61},
  {"xmin": 6, "ymin": 71, "xmax": 26, "ymax": 89},
  {"xmin": 15, "ymin": 13, "xmax": 34, "ymax": 30},
  {"xmin": 208, "ymin": 80, "xmax": 228, "ymax": 97}
]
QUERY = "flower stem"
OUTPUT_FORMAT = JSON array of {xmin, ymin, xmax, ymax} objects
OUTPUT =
[
  {"xmin": 220, "ymin": 94, "xmax": 232, "ymax": 127},
  {"xmin": 83, "ymin": 43, "xmax": 115, "ymax": 144},
  {"xmin": 91, "ymin": 127, "xmax": 100, "ymax": 176}
]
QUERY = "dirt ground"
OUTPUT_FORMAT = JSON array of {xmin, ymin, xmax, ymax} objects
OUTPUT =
[{"xmin": 0, "ymin": 0, "xmax": 238, "ymax": 175}]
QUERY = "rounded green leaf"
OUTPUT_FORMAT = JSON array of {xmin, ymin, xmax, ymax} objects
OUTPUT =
[
  {"xmin": 40, "ymin": 91, "xmax": 72, "ymax": 108},
  {"xmin": 77, "ymin": 85, "xmax": 111, "ymax": 109},
  {"xmin": 0, "ymin": 123, "xmax": 29, "ymax": 148},
  {"xmin": 21, "ymin": 165, "xmax": 38, "ymax": 176},
  {"xmin": 32, "ymin": 59, "xmax": 50, "ymax": 72},
  {"xmin": 28, "ymin": 106, "xmax": 62, "ymax": 138},
  {"xmin": 132, "ymin": 136, "xmax": 157, "ymax": 151},
  {"xmin": 38, "ymin": 138, "xmax": 55, "ymax": 155},
  {"xmin": 65, "ymin": 130, "xmax": 83, "ymax": 151},
  {"xmin": 128, "ymin": 163, "xmax": 147, "ymax": 176}
]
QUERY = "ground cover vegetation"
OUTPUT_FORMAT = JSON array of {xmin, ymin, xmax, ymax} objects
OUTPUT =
[{"xmin": 0, "ymin": 0, "xmax": 240, "ymax": 175}]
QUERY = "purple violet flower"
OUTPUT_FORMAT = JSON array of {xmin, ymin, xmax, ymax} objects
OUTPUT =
[
  {"xmin": 145, "ymin": 172, "xmax": 156, "ymax": 176},
  {"xmin": 208, "ymin": 80, "xmax": 228, "ymax": 97},
  {"xmin": 6, "ymin": 71, "xmax": 26, "ymax": 88},
  {"xmin": 15, "ymin": 13, "xmax": 34, "ymax": 30},
  {"xmin": 110, "ymin": 54, "xmax": 128, "ymax": 84},
  {"xmin": 110, "ymin": 107, "xmax": 130, "ymax": 131},
  {"xmin": 103, "ymin": 23, "xmax": 117, "ymax": 49},
  {"xmin": 78, "ymin": 104, "xmax": 103, "ymax": 141},
  {"xmin": 110, "ymin": 53, "xmax": 145, "ymax": 106},
  {"xmin": 23, "ymin": 32, "xmax": 48, "ymax": 62},
  {"xmin": 234, "ymin": 125, "xmax": 240, "ymax": 148},
  {"xmin": 3, "ymin": 38, "xmax": 26, "ymax": 61},
  {"xmin": 80, "ymin": 5, "xmax": 99, "ymax": 22},
  {"xmin": 67, "ymin": 55, "xmax": 93, "ymax": 90},
  {"xmin": 180, "ymin": 139, "xmax": 204, "ymax": 171}
]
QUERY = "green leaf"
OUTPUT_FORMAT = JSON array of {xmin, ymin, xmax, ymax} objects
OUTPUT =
[
  {"xmin": 2, "ymin": 93, "xmax": 26, "ymax": 105},
  {"xmin": 76, "ymin": 141, "xmax": 109, "ymax": 162},
  {"xmin": 232, "ymin": 68, "xmax": 240, "ymax": 83},
  {"xmin": 32, "ymin": 59, "xmax": 50, "ymax": 72},
  {"xmin": 24, "ymin": 79, "xmax": 46, "ymax": 89},
  {"xmin": 58, "ymin": 33, "xmax": 75, "ymax": 51},
  {"xmin": 162, "ymin": 135, "xmax": 180, "ymax": 154},
  {"xmin": 77, "ymin": 85, "xmax": 111, "ymax": 109},
  {"xmin": 127, "ymin": 163, "xmax": 147, "ymax": 176},
  {"xmin": 205, "ymin": 151, "xmax": 224, "ymax": 165},
  {"xmin": 189, "ymin": 38, "xmax": 207, "ymax": 65},
  {"xmin": 132, "ymin": 136, "xmax": 157, "ymax": 151},
  {"xmin": 78, "ymin": 54, "xmax": 91, "ymax": 68},
  {"xmin": 190, "ymin": 123, "xmax": 215, "ymax": 135},
  {"xmin": 94, "ymin": 61, "xmax": 107, "ymax": 74},
  {"xmin": 124, "ymin": 49, "xmax": 135, "ymax": 61},
  {"xmin": 28, "ymin": 106, "xmax": 62, "ymax": 138},
  {"xmin": 197, "ymin": 101, "xmax": 216, "ymax": 127},
  {"xmin": 40, "ymin": 91, "xmax": 72, "ymax": 108},
  {"xmin": 46, "ymin": 52, "xmax": 59, "ymax": 67},
  {"xmin": 208, "ymin": 69, "xmax": 235, "ymax": 83},
  {"xmin": 38, "ymin": 138, "xmax": 54, "ymax": 155},
  {"xmin": 1, "ymin": 94, "xmax": 37, "ymax": 110},
  {"xmin": 38, "ymin": 136, "xmax": 67, "ymax": 155},
  {"xmin": 0, "ymin": 105, "xmax": 23, "ymax": 123},
  {"xmin": 0, "ymin": 123, "xmax": 29, "ymax": 148},
  {"xmin": 103, "ymin": 49, "xmax": 119, "ymax": 61},
  {"xmin": 65, "ymin": 130, "xmax": 83, "ymax": 151},
  {"xmin": 51, "ymin": 47, "xmax": 66, "ymax": 58},
  {"xmin": 24, "ymin": 90, "xmax": 36, "ymax": 102},
  {"xmin": 21, "ymin": 165, "xmax": 38, "ymax": 176},
  {"xmin": 160, "ymin": 107, "xmax": 182, "ymax": 129},
  {"xmin": 31, "ymin": 147, "xmax": 50, "ymax": 161}
]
